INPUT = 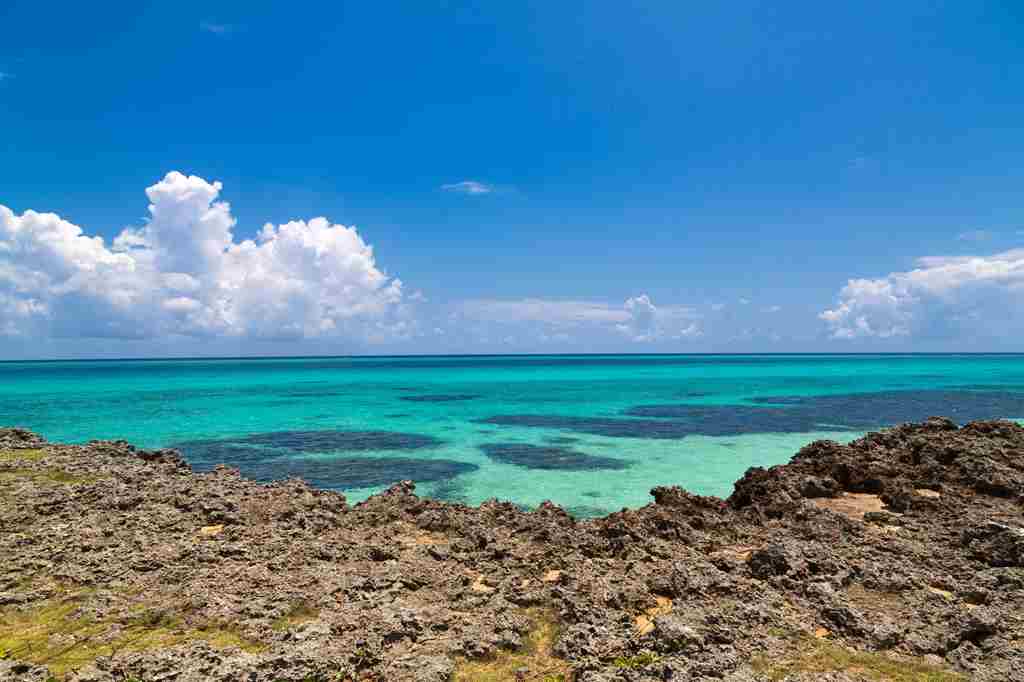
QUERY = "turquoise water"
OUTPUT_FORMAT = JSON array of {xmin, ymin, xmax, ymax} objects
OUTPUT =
[{"xmin": 3, "ymin": 354, "xmax": 1024, "ymax": 516}]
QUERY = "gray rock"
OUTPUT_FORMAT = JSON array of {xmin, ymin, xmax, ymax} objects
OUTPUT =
[
  {"xmin": 653, "ymin": 614, "xmax": 705, "ymax": 652},
  {"xmin": 962, "ymin": 522, "xmax": 1024, "ymax": 567}
]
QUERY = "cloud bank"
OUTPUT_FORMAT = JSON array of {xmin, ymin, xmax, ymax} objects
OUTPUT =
[
  {"xmin": 456, "ymin": 296, "xmax": 701, "ymax": 343},
  {"xmin": 821, "ymin": 249, "xmax": 1024, "ymax": 340},
  {"xmin": 0, "ymin": 172, "xmax": 404, "ymax": 342}
]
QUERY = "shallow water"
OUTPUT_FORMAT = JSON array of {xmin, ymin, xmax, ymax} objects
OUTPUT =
[{"xmin": 3, "ymin": 353, "xmax": 1024, "ymax": 516}]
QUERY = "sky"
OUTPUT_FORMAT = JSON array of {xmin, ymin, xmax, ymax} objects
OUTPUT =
[{"xmin": 1, "ymin": 1, "xmax": 1023, "ymax": 358}]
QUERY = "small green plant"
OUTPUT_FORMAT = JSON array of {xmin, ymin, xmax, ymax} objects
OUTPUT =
[
  {"xmin": 0, "ymin": 448, "xmax": 46, "ymax": 462},
  {"xmin": 349, "ymin": 644, "xmax": 378, "ymax": 671},
  {"xmin": 271, "ymin": 601, "xmax": 319, "ymax": 631},
  {"xmin": 613, "ymin": 651, "xmax": 661, "ymax": 669}
]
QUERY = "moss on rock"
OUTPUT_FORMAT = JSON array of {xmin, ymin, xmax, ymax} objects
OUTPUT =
[{"xmin": 0, "ymin": 589, "xmax": 264, "ymax": 679}]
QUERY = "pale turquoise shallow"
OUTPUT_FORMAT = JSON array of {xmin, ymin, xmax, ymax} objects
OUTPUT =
[{"xmin": 2, "ymin": 354, "xmax": 1023, "ymax": 516}]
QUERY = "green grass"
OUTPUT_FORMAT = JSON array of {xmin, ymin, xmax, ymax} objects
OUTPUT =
[
  {"xmin": 613, "ymin": 652, "xmax": 661, "ymax": 669},
  {"xmin": 0, "ymin": 449, "xmax": 101, "ymax": 488},
  {"xmin": 0, "ymin": 448, "xmax": 46, "ymax": 463}
]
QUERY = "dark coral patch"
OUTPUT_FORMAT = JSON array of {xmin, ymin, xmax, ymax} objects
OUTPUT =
[
  {"xmin": 630, "ymin": 387, "xmax": 1024, "ymax": 430},
  {"xmin": 258, "ymin": 456, "xmax": 477, "ymax": 490},
  {"xmin": 399, "ymin": 394, "xmax": 479, "ymax": 403},
  {"xmin": 481, "ymin": 390, "xmax": 1024, "ymax": 440},
  {"xmin": 622, "ymin": 404, "xmax": 811, "ymax": 434},
  {"xmin": 206, "ymin": 454, "xmax": 476, "ymax": 490},
  {"xmin": 171, "ymin": 430, "xmax": 468, "ymax": 490},
  {"xmin": 171, "ymin": 430, "xmax": 443, "ymax": 463},
  {"xmin": 479, "ymin": 443, "xmax": 628, "ymax": 471},
  {"xmin": 745, "ymin": 390, "xmax": 1024, "ymax": 428}
]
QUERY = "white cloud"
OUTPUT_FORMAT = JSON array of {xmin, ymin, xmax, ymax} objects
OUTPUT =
[
  {"xmin": 441, "ymin": 180, "xmax": 493, "ymax": 195},
  {"xmin": 618, "ymin": 294, "xmax": 658, "ymax": 341},
  {"xmin": 738, "ymin": 298, "xmax": 750, "ymax": 305},
  {"xmin": 0, "ymin": 172, "xmax": 405, "ymax": 342},
  {"xmin": 762, "ymin": 305, "xmax": 782, "ymax": 313},
  {"xmin": 820, "ymin": 249, "xmax": 1024, "ymax": 339},
  {"xmin": 619, "ymin": 296, "xmax": 702, "ymax": 342}
]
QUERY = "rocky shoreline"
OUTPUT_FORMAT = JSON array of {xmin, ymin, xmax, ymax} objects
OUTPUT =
[{"xmin": 1, "ymin": 419, "xmax": 1022, "ymax": 681}]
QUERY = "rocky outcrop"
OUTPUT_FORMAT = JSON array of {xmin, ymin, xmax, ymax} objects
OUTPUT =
[
  {"xmin": 0, "ymin": 427, "xmax": 46, "ymax": 450},
  {"xmin": 2, "ymin": 420, "xmax": 1024, "ymax": 680}
]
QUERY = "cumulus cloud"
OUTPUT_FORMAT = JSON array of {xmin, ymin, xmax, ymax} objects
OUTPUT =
[
  {"xmin": 617, "ymin": 295, "xmax": 658, "ymax": 341},
  {"xmin": 441, "ymin": 180, "xmax": 493, "ymax": 195},
  {"xmin": 820, "ymin": 249, "xmax": 1024, "ymax": 339},
  {"xmin": 0, "ymin": 172, "xmax": 405, "ymax": 342}
]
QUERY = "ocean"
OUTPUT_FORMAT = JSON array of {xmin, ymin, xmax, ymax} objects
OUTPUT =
[{"xmin": 3, "ymin": 353, "xmax": 1024, "ymax": 516}]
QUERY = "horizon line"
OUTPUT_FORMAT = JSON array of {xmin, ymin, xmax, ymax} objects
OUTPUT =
[{"xmin": 3, "ymin": 351, "xmax": 1024, "ymax": 364}]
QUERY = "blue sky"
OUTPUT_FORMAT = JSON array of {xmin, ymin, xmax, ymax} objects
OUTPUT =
[{"xmin": 1, "ymin": 1, "xmax": 1023, "ymax": 357}]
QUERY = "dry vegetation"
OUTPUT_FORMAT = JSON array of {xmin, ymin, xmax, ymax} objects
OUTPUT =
[
  {"xmin": 452, "ymin": 610, "xmax": 571, "ymax": 682},
  {"xmin": 0, "ymin": 467, "xmax": 98, "ymax": 487},
  {"xmin": 752, "ymin": 634, "xmax": 966, "ymax": 682},
  {"xmin": 271, "ymin": 601, "xmax": 320, "ymax": 632}
]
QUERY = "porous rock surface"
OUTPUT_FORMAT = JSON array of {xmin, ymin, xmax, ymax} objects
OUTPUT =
[{"xmin": 1, "ymin": 418, "xmax": 1023, "ymax": 680}]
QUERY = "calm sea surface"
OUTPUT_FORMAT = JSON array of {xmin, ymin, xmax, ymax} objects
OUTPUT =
[{"xmin": 3, "ymin": 354, "xmax": 1024, "ymax": 516}]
